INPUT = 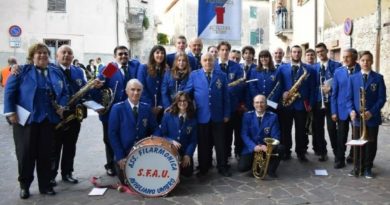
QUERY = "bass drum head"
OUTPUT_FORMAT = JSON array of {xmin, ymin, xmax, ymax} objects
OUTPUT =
[{"xmin": 124, "ymin": 143, "xmax": 180, "ymax": 197}]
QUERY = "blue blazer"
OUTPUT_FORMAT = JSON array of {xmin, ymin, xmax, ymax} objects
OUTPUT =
[
  {"xmin": 4, "ymin": 64, "xmax": 68, "ymax": 124},
  {"xmin": 187, "ymin": 52, "xmax": 202, "ymax": 70},
  {"xmin": 313, "ymin": 60, "xmax": 342, "ymax": 103},
  {"xmin": 346, "ymin": 71, "xmax": 386, "ymax": 127},
  {"xmin": 241, "ymin": 111, "xmax": 280, "ymax": 155},
  {"xmin": 331, "ymin": 64, "xmax": 361, "ymax": 120},
  {"xmin": 108, "ymin": 100, "xmax": 160, "ymax": 161},
  {"xmin": 214, "ymin": 60, "xmax": 244, "ymax": 113},
  {"xmin": 161, "ymin": 71, "xmax": 189, "ymax": 109},
  {"xmin": 184, "ymin": 68, "xmax": 230, "ymax": 123},
  {"xmin": 279, "ymin": 63, "xmax": 316, "ymax": 110},
  {"xmin": 160, "ymin": 112, "xmax": 197, "ymax": 156},
  {"xmin": 248, "ymin": 68, "xmax": 282, "ymax": 109},
  {"xmin": 61, "ymin": 65, "xmax": 87, "ymax": 96},
  {"xmin": 167, "ymin": 52, "xmax": 197, "ymax": 71},
  {"xmin": 95, "ymin": 60, "xmax": 140, "ymax": 122},
  {"xmin": 137, "ymin": 64, "xmax": 164, "ymax": 107}
]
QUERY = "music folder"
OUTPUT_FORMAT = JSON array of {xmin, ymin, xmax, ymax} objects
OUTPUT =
[
  {"xmin": 83, "ymin": 100, "xmax": 105, "ymax": 112},
  {"xmin": 346, "ymin": 139, "xmax": 368, "ymax": 146}
]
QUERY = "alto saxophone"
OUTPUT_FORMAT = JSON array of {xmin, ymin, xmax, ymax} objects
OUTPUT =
[
  {"xmin": 282, "ymin": 67, "xmax": 308, "ymax": 107},
  {"xmin": 252, "ymin": 138, "xmax": 280, "ymax": 179}
]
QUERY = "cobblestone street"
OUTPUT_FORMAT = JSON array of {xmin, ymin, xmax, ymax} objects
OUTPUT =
[{"xmin": 1, "ymin": 89, "xmax": 390, "ymax": 205}]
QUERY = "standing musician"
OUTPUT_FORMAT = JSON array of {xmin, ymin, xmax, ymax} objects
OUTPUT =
[
  {"xmin": 248, "ymin": 50, "xmax": 282, "ymax": 111},
  {"xmin": 50, "ymin": 45, "xmax": 87, "ymax": 186},
  {"xmin": 184, "ymin": 53, "xmax": 231, "ymax": 177},
  {"xmin": 95, "ymin": 45, "xmax": 140, "ymax": 177},
  {"xmin": 347, "ymin": 51, "xmax": 386, "ymax": 178},
  {"xmin": 273, "ymin": 47, "xmax": 286, "ymax": 69},
  {"xmin": 166, "ymin": 35, "xmax": 197, "ymax": 71},
  {"xmin": 188, "ymin": 37, "xmax": 203, "ymax": 70},
  {"xmin": 4, "ymin": 43, "xmax": 68, "ymax": 198},
  {"xmin": 311, "ymin": 43, "xmax": 342, "ymax": 163},
  {"xmin": 331, "ymin": 48, "xmax": 361, "ymax": 169},
  {"xmin": 109, "ymin": 79, "xmax": 160, "ymax": 184},
  {"xmin": 238, "ymin": 95, "xmax": 284, "ymax": 178},
  {"xmin": 161, "ymin": 92, "xmax": 197, "ymax": 177},
  {"xmin": 214, "ymin": 41, "xmax": 244, "ymax": 160},
  {"xmin": 279, "ymin": 45, "xmax": 315, "ymax": 162},
  {"xmin": 241, "ymin": 46, "xmax": 257, "ymax": 80},
  {"xmin": 161, "ymin": 51, "xmax": 191, "ymax": 109},
  {"xmin": 138, "ymin": 45, "xmax": 167, "ymax": 123}
]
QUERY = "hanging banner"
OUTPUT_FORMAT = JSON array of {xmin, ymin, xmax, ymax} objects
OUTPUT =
[{"xmin": 198, "ymin": 0, "xmax": 242, "ymax": 40}]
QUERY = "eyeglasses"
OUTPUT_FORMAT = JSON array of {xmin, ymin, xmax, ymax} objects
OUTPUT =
[{"xmin": 117, "ymin": 52, "xmax": 128, "ymax": 56}]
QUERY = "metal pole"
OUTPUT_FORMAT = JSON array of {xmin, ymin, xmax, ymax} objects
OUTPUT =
[
  {"xmin": 314, "ymin": 0, "xmax": 318, "ymax": 45},
  {"xmin": 375, "ymin": 0, "xmax": 381, "ymax": 72},
  {"xmin": 116, "ymin": 0, "xmax": 119, "ymax": 46}
]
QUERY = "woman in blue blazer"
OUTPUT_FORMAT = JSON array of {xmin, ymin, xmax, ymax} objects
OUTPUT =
[
  {"xmin": 161, "ymin": 51, "xmax": 191, "ymax": 109},
  {"xmin": 161, "ymin": 92, "xmax": 197, "ymax": 177},
  {"xmin": 138, "ymin": 45, "xmax": 168, "ymax": 122}
]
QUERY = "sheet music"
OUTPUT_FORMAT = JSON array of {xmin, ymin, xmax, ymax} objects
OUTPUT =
[
  {"xmin": 346, "ymin": 139, "xmax": 368, "ymax": 146},
  {"xmin": 83, "ymin": 100, "xmax": 105, "ymax": 111},
  {"xmin": 267, "ymin": 100, "xmax": 278, "ymax": 109},
  {"xmin": 88, "ymin": 188, "xmax": 107, "ymax": 196},
  {"xmin": 16, "ymin": 105, "xmax": 30, "ymax": 126}
]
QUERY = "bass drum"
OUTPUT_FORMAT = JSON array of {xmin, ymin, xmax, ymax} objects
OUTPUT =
[{"xmin": 124, "ymin": 136, "xmax": 180, "ymax": 197}]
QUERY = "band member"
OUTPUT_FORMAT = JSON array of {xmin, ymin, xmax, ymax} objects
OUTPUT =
[
  {"xmin": 4, "ymin": 43, "xmax": 68, "ymax": 198},
  {"xmin": 248, "ymin": 50, "xmax": 282, "ymax": 111},
  {"xmin": 161, "ymin": 51, "xmax": 191, "ymax": 109},
  {"xmin": 215, "ymin": 41, "xmax": 244, "ymax": 159},
  {"xmin": 304, "ymin": 49, "xmax": 316, "ymax": 65},
  {"xmin": 208, "ymin": 45, "xmax": 219, "ymax": 59},
  {"xmin": 109, "ymin": 79, "xmax": 160, "ymax": 184},
  {"xmin": 95, "ymin": 45, "xmax": 140, "ymax": 176},
  {"xmin": 347, "ymin": 51, "xmax": 386, "ymax": 178},
  {"xmin": 166, "ymin": 35, "xmax": 197, "ymax": 70},
  {"xmin": 238, "ymin": 95, "xmax": 284, "ymax": 178},
  {"xmin": 331, "ymin": 48, "xmax": 361, "ymax": 168},
  {"xmin": 273, "ymin": 47, "xmax": 286, "ymax": 69},
  {"xmin": 229, "ymin": 49, "xmax": 241, "ymax": 64},
  {"xmin": 188, "ymin": 37, "xmax": 203, "ymax": 70},
  {"xmin": 184, "ymin": 53, "xmax": 231, "ymax": 177},
  {"xmin": 50, "ymin": 45, "xmax": 87, "ymax": 186},
  {"xmin": 311, "ymin": 43, "xmax": 342, "ymax": 163},
  {"xmin": 161, "ymin": 92, "xmax": 197, "ymax": 177},
  {"xmin": 279, "ymin": 45, "xmax": 315, "ymax": 161},
  {"xmin": 138, "ymin": 45, "xmax": 167, "ymax": 122},
  {"xmin": 241, "ymin": 46, "xmax": 257, "ymax": 79}
]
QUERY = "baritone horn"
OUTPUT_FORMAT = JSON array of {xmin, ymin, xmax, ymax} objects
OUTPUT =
[{"xmin": 252, "ymin": 138, "xmax": 280, "ymax": 179}]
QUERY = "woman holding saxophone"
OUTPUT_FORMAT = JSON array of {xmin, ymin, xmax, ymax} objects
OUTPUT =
[
  {"xmin": 238, "ymin": 95, "xmax": 284, "ymax": 178},
  {"xmin": 347, "ymin": 51, "xmax": 386, "ymax": 179}
]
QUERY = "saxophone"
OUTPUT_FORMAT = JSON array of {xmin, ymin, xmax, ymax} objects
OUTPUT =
[
  {"xmin": 282, "ymin": 67, "xmax": 308, "ymax": 107},
  {"xmin": 359, "ymin": 87, "xmax": 368, "ymax": 141},
  {"xmin": 228, "ymin": 77, "xmax": 246, "ymax": 87},
  {"xmin": 252, "ymin": 138, "xmax": 280, "ymax": 179}
]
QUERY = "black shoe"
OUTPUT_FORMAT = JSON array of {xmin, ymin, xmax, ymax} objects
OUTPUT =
[
  {"xmin": 268, "ymin": 172, "xmax": 278, "ymax": 178},
  {"xmin": 106, "ymin": 168, "xmax": 116, "ymax": 176},
  {"xmin": 346, "ymin": 155, "xmax": 353, "ymax": 164},
  {"xmin": 298, "ymin": 154, "xmax": 308, "ymax": 162},
  {"xmin": 364, "ymin": 169, "xmax": 374, "ymax": 179},
  {"xmin": 62, "ymin": 174, "xmax": 79, "ymax": 184},
  {"xmin": 334, "ymin": 161, "xmax": 346, "ymax": 169},
  {"xmin": 318, "ymin": 154, "xmax": 328, "ymax": 162},
  {"xmin": 19, "ymin": 188, "xmax": 30, "ymax": 199},
  {"xmin": 40, "ymin": 187, "xmax": 56, "ymax": 195},
  {"xmin": 49, "ymin": 179, "xmax": 57, "ymax": 187},
  {"xmin": 218, "ymin": 168, "xmax": 232, "ymax": 177}
]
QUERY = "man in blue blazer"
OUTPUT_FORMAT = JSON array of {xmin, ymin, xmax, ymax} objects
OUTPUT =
[
  {"xmin": 310, "ymin": 43, "xmax": 343, "ymax": 163},
  {"xmin": 215, "ymin": 41, "xmax": 245, "ymax": 160},
  {"xmin": 238, "ymin": 95, "xmax": 284, "ymax": 178},
  {"xmin": 331, "ymin": 48, "xmax": 361, "ymax": 169},
  {"xmin": 279, "ymin": 45, "xmax": 316, "ymax": 162},
  {"xmin": 184, "ymin": 53, "xmax": 231, "ymax": 177},
  {"xmin": 347, "ymin": 51, "xmax": 386, "ymax": 178},
  {"xmin": 188, "ymin": 37, "xmax": 203, "ymax": 70},
  {"xmin": 95, "ymin": 45, "xmax": 140, "ymax": 176},
  {"xmin": 273, "ymin": 47, "xmax": 286, "ymax": 70},
  {"xmin": 109, "ymin": 79, "xmax": 160, "ymax": 184},
  {"xmin": 166, "ymin": 35, "xmax": 197, "ymax": 71}
]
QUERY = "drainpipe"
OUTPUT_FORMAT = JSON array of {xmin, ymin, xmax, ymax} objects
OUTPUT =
[
  {"xmin": 116, "ymin": 0, "xmax": 119, "ymax": 46},
  {"xmin": 375, "ymin": 0, "xmax": 381, "ymax": 72},
  {"xmin": 314, "ymin": 0, "xmax": 318, "ymax": 45}
]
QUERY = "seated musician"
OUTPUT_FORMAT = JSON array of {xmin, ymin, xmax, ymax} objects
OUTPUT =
[
  {"xmin": 238, "ymin": 94, "xmax": 284, "ymax": 178},
  {"xmin": 161, "ymin": 92, "xmax": 197, "ymax": 177},
  {"xmin": 108, "ymin": 79, "xmax": 160, "ymax": 184}
]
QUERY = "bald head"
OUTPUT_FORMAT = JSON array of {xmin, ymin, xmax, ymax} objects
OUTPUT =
[
  {"xmin": 253, "ymin": 94, "xmax": 267, "ymax": 113},
  {"xmin": 56, "ymin": 45, "xmax": 74, "ymax": 67},
  {"xmin": 274, "ymin": 47, "xmax": 284, "ymax": 63},
  {"xmin": 201, "ymin": 53, "xmax": 214, "ymax": 72},
  {"xmin": 189, "ymin": 38, "xmax": 203, "ymax": 56}
]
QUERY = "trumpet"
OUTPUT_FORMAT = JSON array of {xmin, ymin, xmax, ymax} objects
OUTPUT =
[
  {"xmin": 252, "ymin": 138, "xmax": 280, "ymax": 179},
  {"xmin": 319, "ymin": 72, "xmax": 326, "ymax": 109}
]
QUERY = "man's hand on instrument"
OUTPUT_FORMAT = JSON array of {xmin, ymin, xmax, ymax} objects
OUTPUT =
[
  {"xmin": 11, "ymin": 64, "xmax": 21, "ymax": 75},
  {"xmin": 152, "ymin": 106, "xmax": 162, "ymax": 115},
  {"xmin": 282, "ymin": 91, "xmax": 289, "ymax": 100},
  {"xmin": 56, "ymin": 107, "xmax": 65, "ymax": 119},
  {"xmin": 223, "ymin": 117, "xmax": 229, "ymax": 123},
  {"xmin": 331, "ymin": 114, "xmax": 338, "ymax": 122},
  {"xmin": 322, "ymin": 85, "xmax": 331, "ymax": 94},
  {"xmin": 364, "ymin": 111, "xmax": 372, "ymax": 120},
  {"xmin": 181, "ymin": 155, "xmax": 191, "ymax": 168},
  {"xmin": 172, "ymin": 140, "xmax": 181, "ymax": 150},
  {"xmin": 118, "ymin": 158, "xmax": 127, "ymax": 170},
  {"xmin": 7, "ymin": 113, "xmax": 18, "ymax": 124},
  {"xmin": 93, "ymin": 79, "xmax": 104, "ymax": 89},
  {"xmin": 350, "ymin": 111, "xmax": 356, "ymax": 121}
]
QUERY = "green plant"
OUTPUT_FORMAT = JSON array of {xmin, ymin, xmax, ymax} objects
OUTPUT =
[
  {"xmin": 157, "ymin": 33, "xmax": 169, "ymax": 45},
  {"xmin": 142, "ymin": 15, "xmax": 150, "ymax": 30}
]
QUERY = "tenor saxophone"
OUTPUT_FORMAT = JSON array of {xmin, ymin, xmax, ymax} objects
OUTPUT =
[
  {"xmin": 282, "ymin": 67, "xmax": 308, "ymax": 107},
  {"xmin": 252, "ymin": 138, "xmax": 280, "ymax": 179}
]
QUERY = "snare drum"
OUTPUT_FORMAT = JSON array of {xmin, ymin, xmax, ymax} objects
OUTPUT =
[{"xmin": 124, "ymin": 136, "xmax": 180, "ymax": 197}]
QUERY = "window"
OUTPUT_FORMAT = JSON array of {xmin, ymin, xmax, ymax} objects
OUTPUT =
[
  {"xmin": 44, "ymin": 39, "xmax": 70, "ymax": 62},
  {"xmin": 250, "ymin": 6, "xmax": 257, "ymax": 18},
  {"xmin": 48, "ymin": 0, "xmax": 66, "ymax": 12},
  {"xmin": 250, "ymin": 28, "xmax": 264, "ymax": 46}
]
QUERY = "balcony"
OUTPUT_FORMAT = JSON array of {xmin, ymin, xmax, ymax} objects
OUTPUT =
[
  {"xmin": 274, "ymin": 8, "xmax": 293, "ymax": 40},
  {"xmin": 125, "ymin": 7, "xmax": 145, "ymax": 40}
]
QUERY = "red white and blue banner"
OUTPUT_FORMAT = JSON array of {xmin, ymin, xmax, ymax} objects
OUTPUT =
[{"xmin": 198, "ymin": 0, "xmax": 242, "ymax": 41}]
